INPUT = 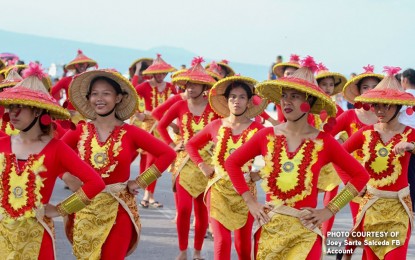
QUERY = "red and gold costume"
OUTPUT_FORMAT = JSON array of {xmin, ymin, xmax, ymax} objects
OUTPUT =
[
  {"xmin": 187, "ymin": 119, "xmax": 263, "ymax": 259},
  {"xmin": 225, "ymin": 128, "xmax": 369, "ymax": 259},
  {"xmin": 0, "ymin": 137, "xmax": 104, "ymax": 259},
  {"xmin": 132, "ymin": 81, "xmax": 177, "ymax": 194},
  {"xmin": 157, "ymin": 99, "xmax": 219, "ymax": 252},
  {"xmin": 61, "ymin": 122, "xmax": 175, "ymax": 259},
  {"xmin": 343, "ymin": 125, "xmax": 415, "ymax": 259}
]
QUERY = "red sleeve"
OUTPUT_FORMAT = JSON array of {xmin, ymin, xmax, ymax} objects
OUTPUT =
[
  {"xmin": 152, "ymin": 94, "xmax": 182, "ymax": 121},
  {"xmin": 157, "ymin": 101, "xmax": 183, "ymax": 144},
  {"xmin": 128, "ymin": 125, "xmax": 176, "ymax": 172},
  {"xmin": 61, "ymin": 124, "xmax": 82, "ymax": 150},
  {"xmin": 56, "ymin": 140, "xmax": 105, "ymax": 199},
  {"xmin": 225, "ymin": 127, "xmax": 272, "ymax": 195},
  {"xmin": 342, "ymin": 127, "xmax": 367, "ymax": 154},
  {"xmin": 259, "ymin": 111, "xmax": 270, "ymax": 120},
  {"xmin": 186, "ymin": 119, "xmax": 221, "ymax": 165},
  {"xmin": 51, "ymin": 77, "xmax": 71, "ymax": 99},
  {"xmin": 330, "ymin": 110, "xmax": 351, "ymax": 136},
  {"xmin": 323, "ymin": 133, "xmax": 369, "ymax": 191},
  {"xmin": 131, "ymin": 75, "xmax": 139, "ymax": 87}
]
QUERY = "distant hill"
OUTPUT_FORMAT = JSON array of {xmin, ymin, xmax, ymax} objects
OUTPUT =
[{"xmin": 0, "ymin": 30, "xmax": 269, "ymax": 81}]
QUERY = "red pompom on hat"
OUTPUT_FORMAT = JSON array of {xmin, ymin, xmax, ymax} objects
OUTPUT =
[
  {"xmin": 315, "ymin": 62, "xmax": 347, "ymax": 96},
  {"xmin": 65, "ymin": 50, "xmax": 97, "ymax": 71},
  {"xmin": 0, "ymin": 62, "xmax": 70, "ymax": 119},
  {"xmin": 343, "ymin": 64, "xmax": 384, "ymax": 104},
  {"xmin": 355, "ymin": 66, "xmax": 415, "ymax": 112},
  {"xmin": 172, "ymin": 56, "xmax": 216, "ymax": 88},
  {"xmin": 272, "ymin": 54, "xmax": 301, "ymax": 78},
  {"xmin": 257, "ymin": 56, "xmax": 337, "ymax": 117},
  {"xmin": 142, "ymin": 54, "xmax": 176, "ymax": 75}
]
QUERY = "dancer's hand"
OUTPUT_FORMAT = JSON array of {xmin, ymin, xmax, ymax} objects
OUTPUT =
[
  {"xmin": 44, "ymin": 204, "xmax": 60, "ymax": 218},
  {"xmin": 134, "ymin": 62, "xmax": 142, "ymax": 75},
  {"xmin": 135, "ymin": 112, "xmax": 145, "ymax": 122},
  {"xmin": 393, "ymin": 141, "xmax": 415, "ymax": 155},
  {"xmin": 300, "ymin": 207, "xmax": 333, "ymax": 230},
  {"xmin": 249, "ymin": 171, "xmax": 261, "ymax": 182},
  {"xmin": 127, "ymin": 180, "xmax": 140, "ymax": 195},
  {"xmin": 171, "ymin": 141, "xmax": 185, "ymax": 152},
  {"xmin": 198, "ymin": 162, "xmax": 214, "ymax": 178},
  {"xmin": 242, "ymin": 191, "xmax": 271, "ymax": 225}
]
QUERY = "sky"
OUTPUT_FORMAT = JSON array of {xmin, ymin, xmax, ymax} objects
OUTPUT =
[{"xmin": 1, "ymin": 0, "xmax": 414, "ymax": 74}]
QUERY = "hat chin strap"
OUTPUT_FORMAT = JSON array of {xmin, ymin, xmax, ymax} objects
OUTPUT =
[
  {"xmin": 292, "ymin": 113, "xmax": 307, "ymax": 122},
  {"xmin": 22, "ymin": 116, "xmax": 39, "ymax": 132},
  {"xmin": 386, "ymin": 105, "xmax": 402, "ymax": 124},
  {"xmin": 97, "ymin": 105, "xmax": 117, "ymax": 118},
  {"xmin": 232, "ymin": 107, "xmax": 248, "ymax": 117}
]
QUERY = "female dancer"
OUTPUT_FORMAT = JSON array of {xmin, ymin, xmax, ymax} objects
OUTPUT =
[
  {"xmin": 157, "ymin": 57, "xmax": 219, "ymax": 260},
  {"xmin": 225, "ymin": 57, "xmax": 369, "ymax": 259},
  {"xmin": 343, "ymin": 67, "xmax": 415, "ymax": 259},
  {"xmin": 0, "ymin": 63, "xmax": 105, "ymax": 259},
  {"xmin": 62, "ymin": 69, "xmax": 176, "ymax": 259},
  {"xmin": 186, "ymin": 76, "xmax": 266, "ymax": 259}
]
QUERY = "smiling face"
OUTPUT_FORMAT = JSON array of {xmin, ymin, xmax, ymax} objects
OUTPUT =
[
  {"xmin": 371, "ymin": 103, "xmax": 399, "ymax": 123},
  {"xmin": 88, "ymin": 79, "xmax": 122, "ymax": 117},
  {"xmin": 227, "ymin": 86, "xmax": 250, "ymax": 116},
  {"xmin": 280, "ymin": 88, "xmax": 308, "ymax": 121},
  {"xmin": 318, "ymin": 77, "xmax": 335, "ymax": 96},
  {"xmin": 8, "ymin": 104, "xmax": 40, "ymax": 130}
]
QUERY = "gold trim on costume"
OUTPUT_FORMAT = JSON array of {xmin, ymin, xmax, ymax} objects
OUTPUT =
[
  {"xmin": 57, "ymin": 189, "xmax": 91, "ymax": 216},
  {"xmin": 326, "ymin": 182, "xmax": 358, "ymax": 215},
  {"xmin": 135, "ymin": 164, "xmax": 162, "ymax": 189}
]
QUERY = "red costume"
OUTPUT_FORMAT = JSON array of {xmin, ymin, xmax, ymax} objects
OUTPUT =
[
  {"xmin": 187, "ymin": 119, "xmax": 263, "ymax": 259},
  {"xmin": 0, "ymin": 136, "xmax": 105, "ymax": 259},
  {"xmin": 61, "ymin": 122, "xmax": 176, "ymax": 258},
  {"xmin": 157, "ymin": 99, "xmax": 219, "ymax": 252},
  {"xmin": 134, "ymin": 81, "xmax": 177, "ymax": 195},
  {"xmin": 225, "ymin": 127, "xmax": 369, "ymax": 259}
]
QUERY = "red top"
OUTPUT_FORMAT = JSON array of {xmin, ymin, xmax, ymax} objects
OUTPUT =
[
  {"xmin": 0, "ymin": 137, "xmax": 105, "ymax": 206},
  {"xmin": 152, "ymin": 93, "xmax": 184, "ymax": 121},
  {"xmin": 186, "ymin": 119, "xmax": 264, "ymax": 165},
  {"xmin": 61, "ymin": 122, "xmax": 176, "ymax": 185},
  {"xmin": 225, "ymin": 127, "xmax": 369, "ymax": 209},
  {"xmin": 330, "ymin": 109, "xmax": 367, "ymax": 137},
  {"xmin": 157, "ymin": 100, "xmax": 220, "ymax": 145},
  {"xmin": 343, "ymin": 125, "xmax": 415, "ymax": 191},
  {"xmin": 135, "ymin": 81, "xmax": 177, "ymax": 113},
  {"xmin": 51, "ymin": 76, "xmax": 75, "ymax": 110}
]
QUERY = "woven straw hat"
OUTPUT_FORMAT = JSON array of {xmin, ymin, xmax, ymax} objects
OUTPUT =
[
  {"xmin": 209, "ymin": 75, "xmax": 266, "ymax": 118},
  {"xmin": 343, "ymin": 65, "xmax": 384, "ymax": 104},
  {"xmin": 205, "ymin": 61, "xmax": 225, "ymax": 80},
  {"xmin": 0, "ymin": 69, "xmax": 23, "ymax": 90},
  {"xmin": 206, "ymin": 60, "xmax": 235, "ymax": 77},
  {"xmin": 0, "ymin": 62, "xmax": 70, "ymax": 119},
  {"xmin": 65, "ymin": 50, "xmax": 97, "ymax": 70},
  {"xmin": 128, "ymin": 57, "xmax": 153, "ymax": 78},
  {"xmin": 172, "ymin": 57, "xmax": 216, "ymax": 88},
  {"xmin": 257, "ymin": 56, "xmax": 336, "ymax": 117},
  {"xmin": 315, "ymin": 63, "xmax": 347, "ymax": 96},
  {"xmin": 355, "ymin": 66, "xmax": 415, "ymax": 107},
  {"xmin": 142, "ymin": 54, "xmax": 176, "ymax": 75},
  {"xmin": 272, "ymin": 54, "xmax": 301, "ymax": 78},
  {"xmin": 69, "ymin": 69, "xmax": 138, "ymax": 121}
]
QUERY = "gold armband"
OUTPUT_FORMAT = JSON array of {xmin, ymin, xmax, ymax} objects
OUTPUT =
[
  {"xmin": 338, "ymin": 131, "xmax": 348, "ymax": 143},
  {"xmin": 326, "ymin": 182, "xmax": 359, "ymax": 215},
  {"xmin": 135, "ymin": 164, "xmax": 162, "ymax": 189},
  {"xmin": 56, "ymin": 189, "xmax": 91, "ymax": 216}
]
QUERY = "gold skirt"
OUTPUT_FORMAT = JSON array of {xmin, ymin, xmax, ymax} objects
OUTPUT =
[{"xmin": 66, "ymin": 183, "xmax": 141, "ymax": 260}]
